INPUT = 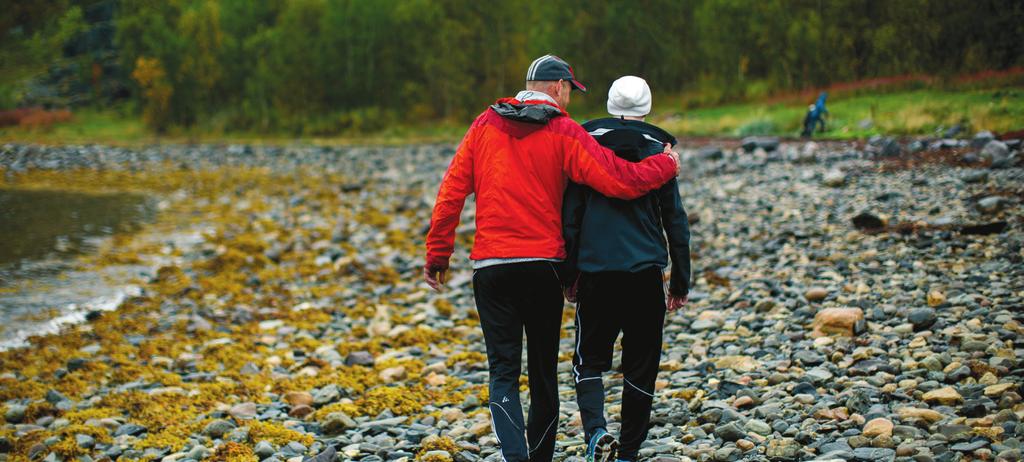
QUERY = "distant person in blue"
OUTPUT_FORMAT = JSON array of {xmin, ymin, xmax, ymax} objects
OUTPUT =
[{"xmin": 801, "ymin": 91, "xmax": 828, "ymax": 137}]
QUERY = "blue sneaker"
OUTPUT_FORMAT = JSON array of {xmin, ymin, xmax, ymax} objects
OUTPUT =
[{"xmin": 585, "ymin": 428, "xmax": 618, "ymax": 462}]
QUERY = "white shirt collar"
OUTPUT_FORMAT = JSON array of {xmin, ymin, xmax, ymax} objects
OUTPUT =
[{"xmin": 515, "ymin": 90, "xmax": 557, "ymax": 105}]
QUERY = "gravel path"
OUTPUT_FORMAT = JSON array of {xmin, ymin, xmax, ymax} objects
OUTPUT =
[{"xmin": 0, "ymin": 137, "xmax": 1021, "ymax": 462}]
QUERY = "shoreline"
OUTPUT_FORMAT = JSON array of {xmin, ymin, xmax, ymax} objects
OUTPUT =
[{"xmin": 0, "ymin": 227, "xmax": 206, "ymax": 351}]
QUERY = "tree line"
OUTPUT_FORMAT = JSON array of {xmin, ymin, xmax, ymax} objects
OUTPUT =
[{"xmin": 8, "ymin": 0, "xmax": 1024, "ymax": 134}]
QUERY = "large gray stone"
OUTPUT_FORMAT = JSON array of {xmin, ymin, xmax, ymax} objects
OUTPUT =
[
  {"xmin": 254, "ymin": 440, "xmax": 277, "ymax": 460},
  {"xmin": 972, "ymin": 131, "xmax": 995, "ymax": 148},
  {"xmin": 980, "ymin": 140, "xmax": 1009, "ymax": 165},
  {"xmin": 714, "ymin": 422, "xmax": 747, "ymax": 442},
  {"xmin": 908, "ymin": 308, "xmax": 937, "ymax": 330},
  {"xmin": 202, "ymin": 419, "xmax": 236, "ymax": 438},
  {"xmin": 852, "ymin": 447, "xmax": 896, "ymax": 462}
]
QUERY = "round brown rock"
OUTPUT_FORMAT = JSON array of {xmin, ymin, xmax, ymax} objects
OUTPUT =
[{"xmin": 805, "ymin": 287, "xmax": 829, "ymax": 302}]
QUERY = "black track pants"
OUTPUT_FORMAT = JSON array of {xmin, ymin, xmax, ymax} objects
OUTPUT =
[
  {"xmin": 572, "ymin": 268, "xmax": 666, "ymax": 462},
  {"xmin": 473, "ymin": 261, "xmax": 564, "ymax": 462}
]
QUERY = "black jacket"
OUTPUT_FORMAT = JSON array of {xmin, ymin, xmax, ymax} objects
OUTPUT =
[{"xmin": 561, "ymin": 118, "xmax": 691, "ymax": 296}]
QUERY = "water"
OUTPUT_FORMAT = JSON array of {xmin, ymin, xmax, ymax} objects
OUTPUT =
[
  {"xmin": 0, "ymin": 188, "xmax": 156, "ymax": 271},
  {"xmin": 0, "ymin": 188, "xmax": 157, "ymax": 348}
]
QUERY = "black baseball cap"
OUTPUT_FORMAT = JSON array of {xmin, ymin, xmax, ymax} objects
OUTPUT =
[{"xmin": 525, "ymin": 54, "xmax": 587, "ymax": 92}]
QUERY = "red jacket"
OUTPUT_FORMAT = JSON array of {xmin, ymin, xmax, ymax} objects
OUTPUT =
[{"xmin": 425, "ymin": 97, "xmax": 678, "ymax": 270}]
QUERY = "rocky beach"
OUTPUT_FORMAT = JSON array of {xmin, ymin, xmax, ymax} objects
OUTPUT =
[{"xmin": 0, "ymin": 136, "xmax": 1022, "ymax": 462}]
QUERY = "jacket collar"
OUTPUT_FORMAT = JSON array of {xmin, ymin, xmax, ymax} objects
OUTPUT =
[
  {"xmin": 514, "ymin": 90, "xmax": 557, "ymax": 105},
  {"xmin": 582, "ymin": 117, "xmax": 677, "ymax": 146},
  {"xmin": 489, "ymin": 91, "xmax": 569, "ymax": 125}
]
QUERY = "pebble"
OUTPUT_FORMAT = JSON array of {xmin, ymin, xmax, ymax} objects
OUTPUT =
[
  {"xmin": 853, "ymin": 447, "xmax": 896, "ymax": 462},
  {"xmin": 980, "ymin": 140, "xmax": 1009, "ymax": 164},
  {"xmin": 282, "ymin": 391, "xmax": 314, "ymax": 407},
  {"xmin": 226, "ymin": 426, "xmax": 250, "ymax": 443},
  {"xmin": 302, "ymin": 446, "xmax": 335, "ymax": 462},
  {"xmin": 852, "ymin": 211, "xmax": 886, "ymax": 231},
  {"xmin": 229, "ymin": 402, "xmax": 258, "ymax": 420},
  {"xmin": 44, "ymin": 389, "xmax": 67, "ymax": 404},
  {"xmin": 793, "ymin": 349, "xmax": 825, "ymax": 366},
  {"xmin": 733, "ymin": 396, "xmax": 754, "ymax": 408},
  {"xmin": 985, "ymin": 383, "xmax": 1016, "ymax": 397},
  {"xmin": 766, "ymin": 438, "xmax": 801, "ymax": 460},
  {"xmin": 714, "ymin": 422, "xmax": 747, "ymax": 441},
  {"xmin": 812, "ymin": 308, "xmax": 865, "ymax": 337},
  {"xmin": 805, "ymin": 367, "xmax": 833, "ymax": 383},
  {"xmin": 960, "ymin": 169, "xmax": 989, "ymax": 183},
  {"xmin": 714, "ymin": 356, "xmax": 760, "ymax": 372},
  {"xmin": 804, "ymin": 287, "xmax": 829, "ymax": 302},
  {"xmin": 862, "ymin": 418, "xmax": 894, "ymax": 438},
  {"xmin": 977, "ymin": 196, "xmax": 1006, "ymax": 214},
  {"xmin": 254, "ymin": 441, "xmax": 277, "ymax": 459},
  {"xmin": 313, "ymin": 384, "xmax": 342, "ymax": 405},
  {"xmin": 897, "ymin": 407, "xmax": 943, "ymax": 423},
  {"xmin": 379, "ymin": 365, "xmax": 407, "ymax": 381},
  {"xmin": 202, "ymin": 419, "xmax": 236, "ymax": 438},
  {"xmin": 823, "ymin": 169, "xmax": 847, "ymax": 187},
  {"xmin": 950, "ymin": 440, "xmax": 988, "ymax": 452},
  {"xmin": 114, "ymin": 423, "xmax": 146, "ymax": 436},
  {"xmin": 346, "ymin": 350, "xmax": 375, "ymax": 366},
  {"xmin": 907, "ymin": 308, "xmax": 937, "ymax": 330},
  {"xmin": 4, "ymin": 404, "xmax": 26, "ymax": 423},
  {"xmin": 714, "ymin": 447, "xmax": 739, "ymax": 462},
  {"xmin": 75, "ymin": 433, "xmax": 95, "ymax": 449},
  {"xmin": 321, "ymin": 412, "xmax": 357, "ymax": 435},
  {"xmin": 923, "ymin": 387, "xmax": 963, "ymax": 405},
  {"xmin": 744, "ymin": 419, "xmax": 771, "ymax": 436},
  {"xmin": 280, "ymin": 441, "xmax": 307, "ymax": 458},
  {"xmin": 972, "ymin": 131, "xmax": 996, "ymax": 147},
  {"xmin": 794, "ymin": 393, "xmax": 816, "ymax": 404},
  {"xmin": 283, "ymin": 405, "xmax": 308, "ymax": 419}
]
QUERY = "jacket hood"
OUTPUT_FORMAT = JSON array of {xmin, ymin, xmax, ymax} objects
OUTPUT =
[
  {"xmin": 490, "ymin": 97, "xmax": 566, "ymax": 124},
  {"xmin": 487, "ymin": 97, "xmax": 568, "ymax": 139}
]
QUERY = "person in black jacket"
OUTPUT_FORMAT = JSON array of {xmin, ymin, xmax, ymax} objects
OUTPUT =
[{"xmin": 561, "ymin": 75, "xmax": 691, "ymax": 462}]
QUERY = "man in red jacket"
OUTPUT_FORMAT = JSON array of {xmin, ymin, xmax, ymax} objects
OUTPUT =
[{"xmin": 423, "ymin": 55, "xmax": 679, "ymax": 462}]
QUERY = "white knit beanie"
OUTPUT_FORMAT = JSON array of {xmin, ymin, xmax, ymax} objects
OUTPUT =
[{"xmin": 607, "ymin": 76, "xmax": 652, "ymax": 117}]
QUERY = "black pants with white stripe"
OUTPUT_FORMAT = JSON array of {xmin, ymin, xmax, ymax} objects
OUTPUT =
[
  {"xmin": 473, "ymin": 261, "xmax": 564, "ymax": 462},
  {"xmin": 573, "ymin": 268, "xmax": 666, "ymax": 462}
]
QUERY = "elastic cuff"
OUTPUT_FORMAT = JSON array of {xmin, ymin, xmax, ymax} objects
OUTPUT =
[
  {"xmin": 668, "ymin": 286, "xmax": 688, "ymax": 297},
  {"xmin": 425, "ymin": 255, "xmax": 449, "ymax": 271}
]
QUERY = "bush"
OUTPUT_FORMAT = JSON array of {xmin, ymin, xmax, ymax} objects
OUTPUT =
[
  {"xmin": 0, "ymin": 107, "xmax": 73, "ymax": 129},
  {"xmin": 18, "ymin": 108, "xmax": 73, "ymax": 129},
  {"xmin": 287, "ymin": 108, "xmax": 397, "ymax": 137},
  {"xmin": 130, "ymin": 57, "xmax": 172, "ymax": 131},
  {"xmin": 735, "ymin": 119, "xmax": 779, "ymax": 136}
]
